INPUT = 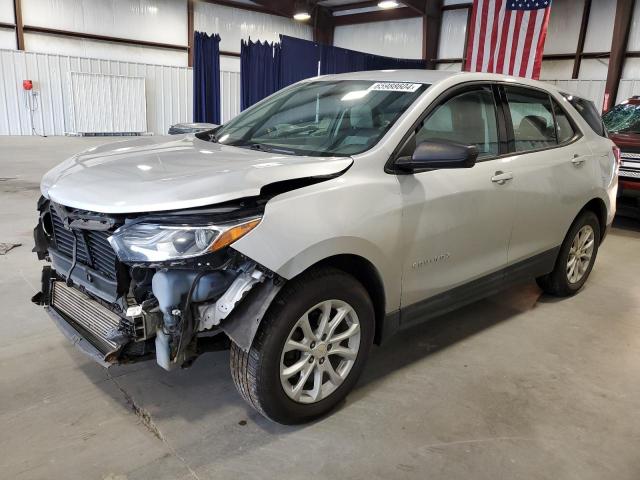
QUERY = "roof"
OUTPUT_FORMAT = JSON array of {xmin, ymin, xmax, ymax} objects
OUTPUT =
[{"xmin": 312, "ymin": 69, "xmax": 569, "ymax": 96}]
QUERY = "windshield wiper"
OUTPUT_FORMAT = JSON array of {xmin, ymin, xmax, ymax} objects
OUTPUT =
[
  {"xmin": 247, "ymin": 143, "xmax": 296, "ymax": 155},
  {"xmin": 249, "ymin": 143, "xmax": 272, "ymax": 152}
]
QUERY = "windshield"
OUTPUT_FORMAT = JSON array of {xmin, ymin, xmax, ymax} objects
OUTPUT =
[
  {"xmin": 603, "ymin": 102, "xmax": 640, "ymax": 134},
  {"xmin": 208, "ymin": 80, "xmax": 429, "ymax": 157}
]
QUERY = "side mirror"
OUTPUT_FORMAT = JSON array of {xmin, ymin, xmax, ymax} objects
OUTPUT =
[{"xmin": 396, "ymin": 140, "xmax": 478, "ymax": 173}]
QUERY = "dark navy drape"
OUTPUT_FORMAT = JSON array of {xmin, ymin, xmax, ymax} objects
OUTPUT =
[
  {"xmin": 320, "ymin": 44, "xmax": 367, "ymax": 75},
  {"xmin": 240, "ymin": 39, "xmax": 282, "ymax": 110},
  {"xmin": 193, "ymin": 32, "xmax": 221, "ymax": 124},
  {"xmin": 240, "ymin": 36, "xmax": 427, "ymax": 109},
  {"xmin": 279, "ymin": 35, "xmax": 320, "ymax": 87},
  {"xmin": 320, "ymin": 44, "xmax": 426, "ymax": 74},
  {"xmin": 364, "ymin": 54, "xmax": 426, "ymax": 70}
]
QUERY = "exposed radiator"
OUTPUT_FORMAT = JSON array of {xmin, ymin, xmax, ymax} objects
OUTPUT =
[
  {"xmin": 51, "ymin": 281, "xmax": 123, "ymax": 354},
  {"xmin": 68, "ymin": 71, "xmax": 148, "ymax": 135}
]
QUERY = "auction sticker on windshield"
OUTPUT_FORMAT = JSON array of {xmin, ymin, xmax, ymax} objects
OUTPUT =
[{"xmin": 368, "ymin": 82, "xmax": 422, "ymax": 92}]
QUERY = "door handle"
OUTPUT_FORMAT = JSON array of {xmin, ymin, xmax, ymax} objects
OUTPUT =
[
  {"xmin": 491, "ymin": 171, "xmax": 513, "ymax": 185},
  {"xmin": 571, "ymin": 154, "xmax": 586, "ymax": 166}
]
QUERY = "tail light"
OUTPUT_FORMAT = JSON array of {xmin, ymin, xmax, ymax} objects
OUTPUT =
[{"xmin": 612, "ymin": 145, "xmax": 621, "ymax": 175}]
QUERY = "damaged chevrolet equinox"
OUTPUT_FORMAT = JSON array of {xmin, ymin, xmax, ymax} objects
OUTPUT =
[{"xmin": 33, "ymin": 71, "xmax": 618, "ymax": 424}]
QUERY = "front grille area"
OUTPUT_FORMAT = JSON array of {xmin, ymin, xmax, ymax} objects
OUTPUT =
[
  {"xmin": 50, "ymin": 207, "xmax": 118, "ymax": 279},
  {"xmin": 51, "ymin": 281, "xmax": 123, "ymax": 353}
]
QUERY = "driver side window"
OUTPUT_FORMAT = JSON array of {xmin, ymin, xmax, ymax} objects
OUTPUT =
[{"xmin": 415, "ymin": 86, "xmax": 500, "ymax": 159}]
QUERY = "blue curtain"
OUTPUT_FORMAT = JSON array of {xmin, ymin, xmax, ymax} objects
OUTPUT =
[
  {"xmin": 320, "ymin": 44, "xmax": 426, "ymax": 74},
  {"xmin": 320, "ymin": 44, "xmax": 368, "ymax": 75},
  {"xmin": 365, "ymin": 54, "xmax": 426, "ymax": 70},
  {"xmin": 193, "ymin": 32, "xmax": 221, "ymax": 124},
  {"xmin": 279, "ymin": 35, "xmax": 320, "ymax": 87},
  {"xmin": 240, "ymin": 39, "xmax": 282, "ymax": 110},
  {"xmin": 240, "ymin": 36, "xmax": 427, "ymax": 110}
]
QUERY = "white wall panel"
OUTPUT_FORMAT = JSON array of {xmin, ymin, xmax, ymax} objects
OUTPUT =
[
  {"xmin": 442, "ymin": 0, "xmax": 470, "ymax": 5},
  {"xmin": 545, "ymin": 0, "xmax": 583, "ymax": 55},
  {"xmin": 583, "ymin": 0, "xmax": 615, "ymax": 53},
  {"xmin": 436, "ymin": 62, "xmax": 462, "ymax": 72},
  {"xmin": 622, "ymin": 57, "xmax": 640, "ymax": 78},
  {"xmin": 627, "ymin": 0, "xmax": 640, "ymax": 50},
  {"xmin": 68, "ymin": 71, "xmax": 147, "ymax": 134},
  {"xmin": 579, "ymin": 58, "xmax": 609, "ymax": 80},
  {"xmin": 0, "ymin": 28, "xmax": 15, "ymax": 49},
  {"xmin": 0, "ymin": 48, "xmax": 192, "ymax": 135},
  {"xmin": 22, "ymin": 0, "xmax": 187, "ymax": 45},
  {"xmin": 539, "ymin": 59, "xmax": 574, "ymax": 80},
  {"xmin": 194, "ymin": 2, "xmax": 312, "ymax": 54},
  {"xmin": 617, "ymin": 79, "xmax": 640, "ymax": 104},
  {"xmin": 0, "ymin": 0, "xmax": 14, "ymax": 23},
  {"xmin": 24, "ymin": 32, "xmax": 188, "ymax": 66},
  {"xmin": 438, "ymin": 9, "xmax": 467, "ymax": 59},
  {"xmin": 334, "ymin": 17, "xmax": 423, "ymax": 59},
  {"xmin": 220, "ymin": 70, "xmax": 240, "ymax": 123},
  {"xmin": 545, "ymin": 79, "xmax": 606, "ymax": 112}
]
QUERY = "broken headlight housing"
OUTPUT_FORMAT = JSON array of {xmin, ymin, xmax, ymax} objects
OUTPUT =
[{"xmin": 108, "ymin": 217, "xmax": 261, "ymax": 263}]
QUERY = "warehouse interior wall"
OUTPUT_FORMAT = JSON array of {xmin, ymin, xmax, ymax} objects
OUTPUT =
[
  {"xmin": 2, "ymin": 0, "xmax": 640, "ymax": 133},
  {"xmin": 333, "ymin": 17, "xmax": 423, "ymax": 59}
]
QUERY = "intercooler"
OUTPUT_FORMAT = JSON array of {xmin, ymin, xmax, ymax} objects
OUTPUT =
[{"xmin": 51, "ymin": 281, "xmax": 123, "ymax": 354}]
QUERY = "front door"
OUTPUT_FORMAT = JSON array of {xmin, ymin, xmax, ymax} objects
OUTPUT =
[{"xmin": 396, "ymin": 84, "xmax": 516, "ymax": 325}]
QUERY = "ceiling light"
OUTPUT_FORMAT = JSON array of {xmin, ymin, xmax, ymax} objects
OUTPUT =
[
  {"xmin": 293, "ymin": 12, "xmax": 311, "ymax": 21},
  {"xmin": 378, "ymin": 1, "xmax": 400, "ymax": 8},
  {"xmin": 293, "ymin": 0, "xmax": 311, "ymax": 21}
]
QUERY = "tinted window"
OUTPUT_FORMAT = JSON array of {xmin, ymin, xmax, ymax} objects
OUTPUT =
[
  {"xmin": 415, "ymin": 86, "xmax": 499, "ymax": 158},
  {"xmin": 505, "ymin": 87, "xmax": 557, "ymax": 152},
  {"xmin": 552, "ymin": 99, "xmax": 576, "ymax": 143},
  {"xmin": 562, "ymin": 94, "xmax": 607, "ymax": 137}
]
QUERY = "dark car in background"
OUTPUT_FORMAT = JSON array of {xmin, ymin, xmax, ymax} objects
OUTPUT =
[{"xmin": 603, "ymin": 97, "xmax": 640, "ymax": 217}]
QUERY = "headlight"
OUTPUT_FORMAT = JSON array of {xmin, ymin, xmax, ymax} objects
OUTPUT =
[{"xmin": 108, "ymin": 217, "xmax": 261, "ymax": 263}]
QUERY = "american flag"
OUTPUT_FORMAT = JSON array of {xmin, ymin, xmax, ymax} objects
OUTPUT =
[{"xmin": 464, "ymin": 0, "xmax": 553, "ymax": 80}]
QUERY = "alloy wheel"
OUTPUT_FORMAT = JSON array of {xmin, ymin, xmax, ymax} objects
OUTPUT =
[
  {"xmin": 566, "ymin": 225, "xmax": 595, "ymax": 284},
  {"xmin": 280, "ymin": 299, "xmax": 361, "ymax": 404}
]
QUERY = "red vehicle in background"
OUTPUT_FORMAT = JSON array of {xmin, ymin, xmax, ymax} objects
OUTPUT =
[{"xmin": 603, "ymin": 97, "xmax": 640, "ymax": 217}]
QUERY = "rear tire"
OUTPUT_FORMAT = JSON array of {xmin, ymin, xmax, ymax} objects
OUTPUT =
[
  {"xmin": 536, "ymin": 210, "xmax": 600, "ymax": 297},
  {"xmin": 230, "ymin": 267, "xmax": 374, "ymax": 424}
]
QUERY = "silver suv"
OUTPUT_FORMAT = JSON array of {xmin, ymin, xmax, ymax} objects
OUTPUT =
[{"xmin": 33, "ymin": 71, "xmax": 618, "ymax": 424}]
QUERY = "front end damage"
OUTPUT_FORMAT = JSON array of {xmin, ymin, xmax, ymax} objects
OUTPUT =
[{"xmin": 32, "ymin": 197, "xmax": 283, "ymax": 370}]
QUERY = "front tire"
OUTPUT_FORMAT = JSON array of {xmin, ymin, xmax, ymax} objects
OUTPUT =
[
  {"xmin": 536, "ymin": 210, "xmax": 600, "ymax": 297},
  {"xmin": 230, "ymin": 267, "xmax": 374, "ymax": 424}
]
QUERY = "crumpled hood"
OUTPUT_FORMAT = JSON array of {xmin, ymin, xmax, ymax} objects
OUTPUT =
[{"xmin": 41, "ymin": 135, "xmax": 353, "ymax": 213}]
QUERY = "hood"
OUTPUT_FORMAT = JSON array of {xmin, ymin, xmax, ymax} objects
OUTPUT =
[
  {"xmin": 41, "ymin": 135, "xmax": 353, "ymax": 214},
  {"xmin": 609, "ymin": 132, "xmax": 640, "ymax": 151}
]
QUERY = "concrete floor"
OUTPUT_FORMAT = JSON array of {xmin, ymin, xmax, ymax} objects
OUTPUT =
[{"xmin": 1, "ymin": 136, "xmax": 640, "ymax": 480}]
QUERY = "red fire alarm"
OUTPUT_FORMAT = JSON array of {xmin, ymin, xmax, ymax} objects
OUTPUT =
[{"xmin": 23, "ymin": 79, "xmax": 33, "ymax": 90}]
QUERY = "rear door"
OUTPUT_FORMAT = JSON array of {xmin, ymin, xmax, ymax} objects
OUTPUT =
[{"xmin": 499, "ymin": 85, "xmax": 595, "ymax": 271}]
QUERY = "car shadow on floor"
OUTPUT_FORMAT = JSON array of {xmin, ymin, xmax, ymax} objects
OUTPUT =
[
  {"xmin": 81, "ymin": 284, "xmax": 543, "ymax": 436},
  {"xmin": 338, "ymin": 283, "xmax": 543, "ymax": 412}
]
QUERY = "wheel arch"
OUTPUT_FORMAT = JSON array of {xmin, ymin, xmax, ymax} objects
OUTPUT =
[
  {"xmin": 581, "ymin": 197, "xmax": 608, "ymax": 241},
  {"xmin": 304, "ymin": 254, "xmax": 387, "ymax": 345}
]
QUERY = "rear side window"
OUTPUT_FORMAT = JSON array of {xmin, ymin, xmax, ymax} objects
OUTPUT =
[
  {"xmin": 561, "ymin": 94, "xmax": 607, "ymax": 137},
  {"xmin": 504, "ymin": 86, "xmax": 557, "ymax": 152},
  {"xmin": 552, "ymin": 98, "xmax": 577, "ymax": 143}
]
